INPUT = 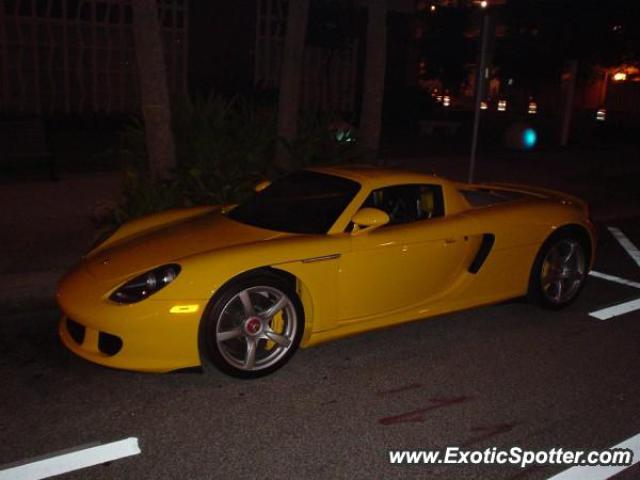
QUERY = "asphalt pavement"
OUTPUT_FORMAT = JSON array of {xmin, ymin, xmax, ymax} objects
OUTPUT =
[{"xmin": 1, "ymin": 218, "xmax": 640, "ymax": 480}]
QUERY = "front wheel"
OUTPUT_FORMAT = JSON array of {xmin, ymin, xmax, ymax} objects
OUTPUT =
[
  {"xmin": 527, "ymin": 234, "xmax": 588, "ymax": 309},
  {"xmin": 201, "ymin": 274, "xmax": 304, "ymax": 378}
]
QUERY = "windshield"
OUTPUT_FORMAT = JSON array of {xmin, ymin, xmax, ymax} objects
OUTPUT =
[{"xmin": 227, "ymin": 171, "xmax": 360, "ymax": 234}]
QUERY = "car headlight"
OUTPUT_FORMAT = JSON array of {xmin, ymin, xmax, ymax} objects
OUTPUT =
[{"xmin": 109, "ymin": 264, "xmax": 181, "ymax": 304}]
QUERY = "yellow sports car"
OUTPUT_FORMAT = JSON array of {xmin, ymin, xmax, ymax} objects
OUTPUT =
[{"xmin": 57, "ymin": 166, "xmax": 596, "ymax": 378}]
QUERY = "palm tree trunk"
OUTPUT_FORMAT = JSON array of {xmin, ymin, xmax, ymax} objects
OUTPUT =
[
  {"xmin": 275, "ymin": 0, "xmax": 310, "ymax": 171},
  {"xmin": 359, "ymin": 0, "xmax": 387, "ymax": 163},
  {"xmin": 132, "ymin": 0, "xmax": 176, "ymax": 178},
  {"xmin": 561, "ymin": 59, "xmax": 578, "ymax": 147}
]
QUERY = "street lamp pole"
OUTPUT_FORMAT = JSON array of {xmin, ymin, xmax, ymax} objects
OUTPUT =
[
  {"xmin": 468, "ymin": 11, "xmax": 492, "ymax": 183},
  {"xmin": 599, "ymin": 70, "xmax": 609, "ymax": 106}
]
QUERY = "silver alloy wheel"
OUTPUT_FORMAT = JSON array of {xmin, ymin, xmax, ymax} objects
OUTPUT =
[
  {"xmin": 540, "ymin": 239, "xmax": 586, "ymax": 305},
  {"xmin": 215, "ymin": 286, "xmax": 297, "ymax": 371}
]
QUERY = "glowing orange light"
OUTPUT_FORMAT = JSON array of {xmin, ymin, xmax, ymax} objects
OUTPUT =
[
  {"xmin": 613, "ymin": 72, "xmax": 627, "ymax": 82},
  {"xmin": 443, "ymin": 95, "xmax": 451, "ymax": 107},
  {"xmin": 480, "ymin": 101, "xmax": 488, "ymax": 110},
  {"xmin": 528, "ymin": 101, "xmax": 538, "ymax": 114}
]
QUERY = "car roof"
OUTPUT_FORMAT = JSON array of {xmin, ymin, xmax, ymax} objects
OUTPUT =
[
  {"xmin": 307, "ymin": 164, "xmax": 448, "ymax": 189},
  {"xmin": 305, "ymin": 164, "xmax": 473, "ymax": 228}
]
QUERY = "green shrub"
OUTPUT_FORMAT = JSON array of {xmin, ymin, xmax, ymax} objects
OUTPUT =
[
  {"xmin": 282, "ymin": 111, "xmax": 359, "ymax": 168},
  {"xmin": 108, "ymin": 93, "xmax": 358, "ymax": 226}
]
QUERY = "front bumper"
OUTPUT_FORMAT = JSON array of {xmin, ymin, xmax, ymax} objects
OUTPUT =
[{"xmin": 57, "ymin": 266, "xmax": 205, "ymax": 373}]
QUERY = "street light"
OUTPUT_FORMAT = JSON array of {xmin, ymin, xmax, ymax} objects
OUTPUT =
[
  {"xmin": 613, "ymin": 72, "xmax": 627, "ymax": 82},
  {"xmin": 468, "ymin": 10, "xmax": 493, "ymax": 183}
]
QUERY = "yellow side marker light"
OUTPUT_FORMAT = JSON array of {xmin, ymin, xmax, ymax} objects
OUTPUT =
[{"xmin": 170, "ymin": 304, "xmax": 200, "ymax": 314}]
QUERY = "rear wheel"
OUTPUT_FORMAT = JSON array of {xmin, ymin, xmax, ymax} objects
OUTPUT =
[
  {"xmin": 201, "ymin": 274, "xmax": 304, "ymax": 378},
  {"xmin": 528, "ymin": 233, "xmax": 587, "ymax": 309}
]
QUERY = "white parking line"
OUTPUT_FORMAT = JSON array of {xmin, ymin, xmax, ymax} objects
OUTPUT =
[
  {"xmin": 608, "ymin": 227, "xmax": 640, "ymax": 269},
  {"xmin": 589, "ymin": 271, "xmax": 640, "ymax": 289},
  {"xmin": 587, "ymin": 228, "xmax": 640, "ymax": 320},
  {"xmin": 547, "ymin": 432, "xmax": 640, "ymax": 480},
  {"xmin": 0, "ymin": 437, "xmax": 141, "ymax": 480},
  {"xmin": 590, "ymin": 298, "xmax": 640, "ymax": 321}
]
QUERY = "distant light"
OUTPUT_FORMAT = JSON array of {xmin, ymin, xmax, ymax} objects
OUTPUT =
[
  {"xmin": 443, "ymin": 95, "xmax": 451, "ymax": 107},
  {"xmin": 522, "ymin": 128, "xmax": 537, "ymax": 149},
  {"xmin": 613, "ymin": 72, "xmax": 627, "ymax": 82},
  {"xmin": 596, "ymin": 108, "xmax": 606, "ymax": 121},
  {"xmin": 497, "ymin": 99, "xmax": 507, "ymax": 112},
  {"xmin": 480, "ymin": 0, "xmax": 488, "ymax": 8},
  {"xmin": 528, "ymin": 101, "xmax": 538, "ymax": 115},
  {"xmin": 436, "ymin": 95, "xmax": 443, "ymax": 103},
  {"xmin": 480, "ymin": 100, "xmax": 488, "ymax": 110},
  {"xmin": 430, "ymin": 4, "xmax": 436, "ymax": 11}
]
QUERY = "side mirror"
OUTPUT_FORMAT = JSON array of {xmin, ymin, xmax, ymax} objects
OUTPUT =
[
  {"xmin": 254, "ymin": 179, "xmax": 271, "ymax": 193},
  {"xmin": 351, "ymin": 207, "xmax": 389, "ymax": 235}
]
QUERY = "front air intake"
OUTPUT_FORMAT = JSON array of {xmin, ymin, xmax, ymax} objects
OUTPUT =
[{"xmin": 98, "ymin": 331, "xmax": 123, "ymax": 356}]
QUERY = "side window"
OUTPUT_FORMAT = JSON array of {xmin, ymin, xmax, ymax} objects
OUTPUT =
[
  {"xmin": 418, "ymin": 184, "xmax": 445, "ymax": 219},
  {"xmin": 362, "ymin": 184, "xmax": 445, "ymax": 226}
]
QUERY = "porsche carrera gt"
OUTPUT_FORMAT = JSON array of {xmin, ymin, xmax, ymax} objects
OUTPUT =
[{"xmin": 57, "ymin": 166, "xmax": 596, "ymax": 377}]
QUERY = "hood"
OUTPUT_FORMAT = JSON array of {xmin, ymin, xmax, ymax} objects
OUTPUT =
[{"xmin": 85, "ymin": 212, "xmax": 288, "ymax": 282}]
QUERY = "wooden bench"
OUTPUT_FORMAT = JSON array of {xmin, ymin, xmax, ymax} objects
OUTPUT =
[{"xmin": 0, "ymin": 118, "xmax": 56, "ymax": 179}]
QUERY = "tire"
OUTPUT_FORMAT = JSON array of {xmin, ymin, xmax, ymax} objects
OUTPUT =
[
  {"xmin": 527, "ymin": 231, "xmax": 588, "ymax": 310},
  {"xmin": 201, "ymin": 273, "xmax": 304, "ymax": 378}
]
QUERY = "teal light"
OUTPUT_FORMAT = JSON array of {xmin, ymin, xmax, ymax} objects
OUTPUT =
[
  {"xmin": 522, "ymin": 128, "xmax": 537, "ymax": 149},
  {"xmin": 335, "ymin": 128, "xmax": 355, "ymax": 144}
]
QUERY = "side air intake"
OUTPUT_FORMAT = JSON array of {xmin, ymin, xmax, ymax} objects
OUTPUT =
[{"xmin": 468, "ymin": 234, "xmax": 495, "ymax": 274}]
